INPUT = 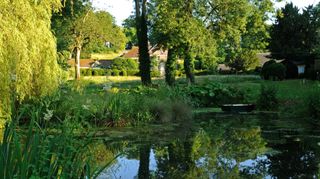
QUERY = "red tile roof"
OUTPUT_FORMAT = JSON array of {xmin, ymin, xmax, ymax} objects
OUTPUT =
[
  {"xmin": 67, "ymin": 59, "xmax": 95, "ymax": 68},
  {"xmin": 122, "ymin": 47, "xmax": 139, "ymax": 58}
]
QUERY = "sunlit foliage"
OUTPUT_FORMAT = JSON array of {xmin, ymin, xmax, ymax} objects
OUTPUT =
[{"xmin": 0, "ymin": 0, "xmax": 62, "ymax": 122}]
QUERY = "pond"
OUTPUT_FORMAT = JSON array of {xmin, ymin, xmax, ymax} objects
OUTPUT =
[{"xmin": 91, "ymin": 112, "xmax": 320, "ymax": 178}]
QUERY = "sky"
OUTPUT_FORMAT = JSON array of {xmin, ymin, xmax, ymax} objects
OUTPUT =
[{"xmin": 92, "ymin": 0, "xmax": 320, "ymax": 26}]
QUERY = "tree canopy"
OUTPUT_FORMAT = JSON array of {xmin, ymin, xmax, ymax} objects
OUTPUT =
[
  {"xmin": 151, "ymin": 0, "xmax": 217, "ymax": 84},
  {"xmin": 0, "ymin": 0, "xmax": 62, "ymax": 120},
  {"xmin": 270, "ymin": 3, "xmax": 320, "ymax": 62},
  {"xmin": 52, "ymin": 0, "xmax": 127, "ymax": 79},
  {"xmin": 198, "ymin": 0, "xmax": 275, "ymax": 71}
]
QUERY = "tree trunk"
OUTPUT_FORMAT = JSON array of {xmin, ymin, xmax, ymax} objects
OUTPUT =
[
  {"xmin": 183, "ymin": 1, "xmax": 195, "ymax": 84},
  {"xmin": 135, "ymin": 0, "xmax": 151, "ymax": 86},
  {"xmin": 165, "ymin": 48, "xmax": 177, "ymax": 86},
  {"xmin": 138, "ymin": 145, "xmax": 150, "ymax": 179},
  {"xmin": 184, "ymin": 45, "xmax": 195, "ymax": 84},
  {"xmin": 75, "ymin": 46, "xmax": 81, "ymax": 80}
]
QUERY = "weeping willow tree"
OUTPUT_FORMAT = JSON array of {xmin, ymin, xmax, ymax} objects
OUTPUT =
[{"xmin": 0, "ymin": 0, "xmax": 62, "ymax": 124}]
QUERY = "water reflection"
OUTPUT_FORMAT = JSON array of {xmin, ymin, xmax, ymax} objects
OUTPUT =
[{"xmin": 95, "ymin": 114, "xmax": 320, "ymax": 178}]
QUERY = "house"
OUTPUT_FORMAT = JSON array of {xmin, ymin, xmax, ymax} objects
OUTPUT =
[
  {"xmin": 122, "ymin": 46, "xmax": 139, "ymax": 59},
  {"xmin": 122, "ymin": 46, "xmax": 168, "ymax": 61},
  {"xmin": 67, "ymin": 59, "xmax": 113, "ymax": 69},
  {"xmin": 121, "ymin": 46, "xmax": 168, "ymax": 76},
  {"xmin": 217, "ymin": 53, "xmax": 275, "ymax": 73},
  {"xmin": 257, "ymin": 53, "xmax": 274, "ymax": 66},
  {"xmin": 281, "ymin": 60, "xmax": 307, "ymax": 78},
  {"xmin": 91, "ymin": 60, "xmax": 113, "ymax": 69},
  {"xmin": 67, "ymin": 59, "xmax": 95, "ymax": 69}
]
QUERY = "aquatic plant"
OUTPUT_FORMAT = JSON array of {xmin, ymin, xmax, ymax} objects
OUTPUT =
[{"xmin": 0, "ymin": 114, "xmax": 114, "ymax": 178}]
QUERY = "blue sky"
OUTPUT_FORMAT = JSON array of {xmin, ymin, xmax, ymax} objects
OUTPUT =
[{"xmin": 92, "ymin": 0, "xmax": 320, "ymax": 26}]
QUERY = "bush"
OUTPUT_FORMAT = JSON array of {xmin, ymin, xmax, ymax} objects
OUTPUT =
[
  {"xmin": 105, "ymin": 69, "xmax": 112, "ymax": 76},
  {"xmin": 261, "ymin": 60, "xmax": 286, "ymax": 80},
  {"xmin": 151, "ymin": 70, "xmax": 161, "ymax": 77},
  {"xmin": 111, "ymin": 57, "xmax": 138, "ymax": 71},
  {"xmin": 112, "ymin": 69, "xmax": 120, "ymax": 76},
  {"xmin": 257, "ymin": 85, "xmax": 278, "ymax": 111},
  {"xmin": 228, "ymin": 50, "xmax": 259, "ymax": 72},
  {"xmin": 305, "ymin": 67, "xmax": 316, "ymax": 80},
  {"xmin": 269, "ymin": 63, "xmax": 286, "ymax": 80},
  {"xmin": 80, "ymin": 69, "xmax": 93, "ymax": 76},
  {"xmin": 307, "ymin": 90, "xmax": 320, "ymax": 118},
  {"xmin": 261, "ymin": 60, "xmax": 276, "ymax": 80},
  {"xmin": 121, "ymin": 70, "xmax": 127, "ymax": 76},
  {"xmin": 186, "ymin": 82, "xmax": 248, "ymax": 107},
  {"xmin": 175, "ymin": 70, "xmax": 183, "ymax": 77},
  {"xmin": 92, "ymin": 69, "xmax": 105, "ymax": 76},
  {"xmin": 194, "ymin": 70, "xmax": 210, "ymax": 76},
  {"xmin": 127, "ymin": 70, "xmax": 139, "ymax": 76}
]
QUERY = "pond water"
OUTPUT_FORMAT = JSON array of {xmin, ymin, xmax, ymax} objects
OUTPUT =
[{"xmin": 92, "ymin": 112, "xmax": 320, "ymax": 179}]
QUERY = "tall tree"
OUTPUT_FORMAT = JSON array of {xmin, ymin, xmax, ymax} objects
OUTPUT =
[
  {"xmin": 0, "ymin": 0, "xmax": 62, "ymax": 120},
  {"xmin": 84, "ymin": 12, "xmax": 127, "ymax": 54},
  {"xmin": 52, "ymin": 2, "xmax": 126, "ymax": 80},
  {"xmin": 198, "ymin": 0, "xmax": 275, "ymax": 72},
  {"xmin": 270, "ymin": 3, "xmax": 320, "ymax": 62},
  {"xmin": 152, "ymin": 0, "xmax": 216, "ymax": 85},
  {"xmin": 135, "ymin": 0, "xmax": 152, "ymax": 85},
  {"xmin": 123, "ymin": 15, "xmax": 138, "ymax": 48}
]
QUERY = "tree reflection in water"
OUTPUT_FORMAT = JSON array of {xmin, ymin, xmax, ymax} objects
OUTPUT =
[{"xmin": 96, "ymin": 114, "xmax": 320, "ymax": 178}]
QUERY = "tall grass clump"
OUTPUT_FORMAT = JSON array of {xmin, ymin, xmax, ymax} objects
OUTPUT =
[
  {"xmin": 102, "ymin": 85, "xmax": 193, "ymax": 126},
  {"xmin": 0, "ymin": 115, "xmax": 108, "ymax": 178},
  {"xmin": 15, "ymin": 81, "xmax": 194, "ymax": 127},
  {"xmin": 257, "ymin": 84, "xmax": 278, "ymax": 111}
]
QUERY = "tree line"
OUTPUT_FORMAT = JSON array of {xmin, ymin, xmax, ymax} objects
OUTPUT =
[
  {"xmin": 2, "ymin": 0, "xmax": 320, "ymax": 117},
  {"xmin": 132, "ymin": 0, "xmax": 276, "ymax": 86}
]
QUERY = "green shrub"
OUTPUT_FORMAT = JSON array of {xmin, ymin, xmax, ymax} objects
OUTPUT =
[
  {"xmin": 186, "ymin": 82, "xmax": 248, "ymax": 107},
  {"xmin": 127, "ymin": 70, "xmax": 139, "ymax": 76},
  {"xmin": 92, "ymin": 69, "xmax": 105, "ymax": 76},
  {"xmin": 151, "ymin": 70, "xmax": 161, "ymax": 77},
  {"xmin": 269, "ymin": 63, "xmax": 286, "ymax": 80},
  {"xmin": 175, "ymin": 70, "xmax": 183, "ymax": 77},
  {"xmin": 121, "ymin": 70, "xmax": 127, "ymax": 76},
  {"xmin": 261, "ymin": 60, "xmax": 286, "ymax": 80},
  {"xmin": 92, "ymin": 69, "xmax": 98, "ymax": 76},
  {"xmin": 111, "ymin": 57, "xmax": 138, "ymax": 71},
  {"xmin": 261, "ymin": 60, "xmax": 276, "ymax": 80},
  {"xmin": 80, "ymin": 69, "xmax": 93, "ymax": 76},
  {"xmin": 105, "ymin": 69, "xmax": 112, "ymax": 76},
  {"xmin": 87, "ymin": 69, "xmax": 93, "ymax": 76},
  {"xmin": 307, "ymin": 90, "xmax": 320, "ymax": 118},
  {"xmin": 112, "ymin": 69, "xmax": 120, "ymax": 76},
  {"xmin": 257, "ymin": 85, "xmax": 278, "ymax": 111},
  {"xmin": 194, "ymin": 70, "xmax": 210, "ymax": 76}
]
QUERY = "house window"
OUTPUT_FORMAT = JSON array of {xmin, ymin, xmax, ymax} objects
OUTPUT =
[{"xmin": 297, "ymin": 65, "xmax": 306, "ymax": 74}]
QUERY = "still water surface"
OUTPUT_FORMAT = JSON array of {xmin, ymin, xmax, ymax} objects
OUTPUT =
[{"xmin": 95, "ymin": 113, "xmax": 320, "ymax": 178}]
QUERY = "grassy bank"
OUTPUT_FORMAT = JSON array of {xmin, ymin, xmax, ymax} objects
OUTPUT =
[
  {"xmin": 67, "ymin": 75, "xmax": 320, "ymax": 119},
  {"xmin": 6, "ymin": 75, "xmax": 320, "ymax": 129}
]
